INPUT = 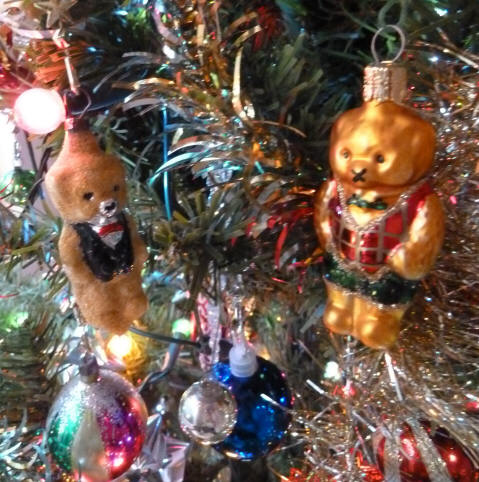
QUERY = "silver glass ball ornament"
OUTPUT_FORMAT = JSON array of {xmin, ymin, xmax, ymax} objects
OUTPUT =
[{"xmin": 178, "ymin": 378, "xmax": 237, "ymax": 445}]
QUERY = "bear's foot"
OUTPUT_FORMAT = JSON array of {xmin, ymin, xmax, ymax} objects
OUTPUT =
[
  {"xmin": 352, "ymin": 298, "xmax": 405, "ymax": 349},
  {"xmin": 323, "ymin": 281, "xmax": 354, "ymax": 335}
]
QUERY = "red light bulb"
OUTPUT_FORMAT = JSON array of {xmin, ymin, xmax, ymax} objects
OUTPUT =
[{"xmin": 14, "ymin": 88, "xmax": 66, "ymax": 134}]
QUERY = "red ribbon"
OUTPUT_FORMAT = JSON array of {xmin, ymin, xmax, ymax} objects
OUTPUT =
[
  {"xmin": 97, "ymin": 222, "xmax": 124, "ymax": 237},
  {"xmin": 271, "ymin": 206, "xmax": 313, "ymax": 269}
]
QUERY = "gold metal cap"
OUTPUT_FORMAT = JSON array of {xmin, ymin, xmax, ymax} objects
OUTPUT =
[{"xmin": 363, "ymin": 61, "xmax": 408, "ymax": 103}]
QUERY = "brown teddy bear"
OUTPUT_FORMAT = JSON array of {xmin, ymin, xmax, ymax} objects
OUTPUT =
[
  {"xmin": 314, "ymin": 100, "xmax": 445, "ymax": 349},
  {"xmin": 45, "ymin": 123, "xmax": 148, "ymax": 334}
]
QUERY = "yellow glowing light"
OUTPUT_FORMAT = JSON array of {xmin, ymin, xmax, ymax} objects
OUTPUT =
[{"xmin": 107, "ymin": 334, "xmax": 133, "ymax": 360}]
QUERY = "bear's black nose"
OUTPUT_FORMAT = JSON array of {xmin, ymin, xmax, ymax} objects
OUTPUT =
[
  {"xmin": 351, "ymin": 168, "xmax": 367, "ymax": 183},
  {"xmin": 104, "ymin": 201, "xmax": 117, "ymax": 212}
]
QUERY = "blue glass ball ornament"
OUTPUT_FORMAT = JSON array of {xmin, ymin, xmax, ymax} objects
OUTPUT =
[{"xmin": 211, "ymin": 356, "xmax": 293, "ymax": 460}]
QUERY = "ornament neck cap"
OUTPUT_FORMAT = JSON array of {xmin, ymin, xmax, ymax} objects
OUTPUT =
[
  {"xmin": 363, "ymin": 61, "xmax": 407, "ymax": 103},
  {"xmin": 229, "ymin": 335, "xmax": 258, "ymax": 378},
  {"xmin": 79, "ymin": 353, "xmax": 100, "ymax": 383}
]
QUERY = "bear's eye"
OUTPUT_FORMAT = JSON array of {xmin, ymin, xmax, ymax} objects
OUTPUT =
[
  {"xmin": 341, "ymin": 149, "xmax": 351, "ymax": 160},
  {"xmin": 375, "ymin": 154, "xmax": 385, "ymax": 164},
  {"xmin": 83, "ymin": 192, "xmax": 94, "ymax": 201},
  {"xmin": 113, "ymin": 184, "xmax": 120, "ymax": 192}
]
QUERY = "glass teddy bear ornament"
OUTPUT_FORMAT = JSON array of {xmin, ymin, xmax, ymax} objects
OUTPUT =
[{"xmin": 314, "ymin": 62, "xmax": 445, "ymax": 349}]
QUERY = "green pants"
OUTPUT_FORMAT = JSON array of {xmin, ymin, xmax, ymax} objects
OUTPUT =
[{"xmin": 323, "ymin": 253, "xmax": 418, "ymax": 306}]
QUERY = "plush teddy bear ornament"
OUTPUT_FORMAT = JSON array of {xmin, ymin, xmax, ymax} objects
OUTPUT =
[
  {"xmin": 314, "ymin": 63, "xmax": 445, "ymax": 349},
  {"xmin": 45, "ymin": 121, "xmax": 148, "ymax": 333}
]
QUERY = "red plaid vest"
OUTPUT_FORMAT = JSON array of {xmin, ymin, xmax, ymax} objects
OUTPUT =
[{"xmin": 328, "ymin": 180, "xmax": 432, "ymax": 274}]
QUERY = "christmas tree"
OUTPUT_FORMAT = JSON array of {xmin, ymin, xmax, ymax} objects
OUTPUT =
[{"xmin": 1, "ymin": 0, "xmax": 479, "ymax": 480}]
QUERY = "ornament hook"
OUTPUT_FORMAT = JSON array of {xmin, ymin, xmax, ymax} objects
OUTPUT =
[
  {"xmin": 371, "ymin": 24, "xmax": 406, "ymax": 64},
  {"xmin": 54, "ymin": 31, "xmax": 80, "ymax": 94},
  {"xmin": 76, "ymin": 88, "xmax": 92, "ymax": 119}
]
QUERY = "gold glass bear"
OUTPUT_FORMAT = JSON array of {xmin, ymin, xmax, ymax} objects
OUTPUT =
[{"xmin": 314, "ymin": 99, "xmax": 445, "ymax": 349}]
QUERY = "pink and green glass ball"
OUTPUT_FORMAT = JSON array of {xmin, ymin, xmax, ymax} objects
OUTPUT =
[{"xmin": 46, "ymin": 368, "xmax": 148, "ymax": 480}]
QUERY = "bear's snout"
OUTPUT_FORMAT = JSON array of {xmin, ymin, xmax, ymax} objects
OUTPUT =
[{"xmin": 99, "ymin": 199, "xmax": 118, "ymax": 217}]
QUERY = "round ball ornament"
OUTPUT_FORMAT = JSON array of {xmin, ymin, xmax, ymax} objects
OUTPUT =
[
  {"xmin": 376, "ymin": 422, "xmax": 477, "ymax": 481},
  {"xmin": 178, "ymin": 378, "xmax": 237, "ymax": 445},
  {"xmin": 466, "ymin": 399, "xmax": 479, "ymax": 415},
  {"xmin": 46, "ymin": 355, "xmax": 148, "ymax": 481},
  {"xmin": 211, "ymin": 338, "xmax": 293, "ymax": 460},
  {"xmin": 14, "ymin": 88, "xmax": 66, "ymax": 134}
]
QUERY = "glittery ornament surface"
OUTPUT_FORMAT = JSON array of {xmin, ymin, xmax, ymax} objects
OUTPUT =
[
  {"xmin": 46, "ymin": 368, "xmax": 148, "ymax": 480},
  {"xmin": 212, "ymin": 357, "xmax": 292, "ymax": 460},
  {"xmin": 47, "ymin": 387, "xmax": 84, "ymax": 472}
]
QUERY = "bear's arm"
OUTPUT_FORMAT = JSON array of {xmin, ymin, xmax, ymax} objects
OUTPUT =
[
  {"xmin": 58, "ymin": 226, "xmax": 95, "ymax": 279},
  {"xmin": 313, "ymin": 179, "xmax": 335, "ymax": 249},
  {"xmin": 126, "ymin": 214, "xmax": 149, "ymax": 267},
  {"xmin": 387, "ymin": 193, "xmax": 445, "ymax": 280}
]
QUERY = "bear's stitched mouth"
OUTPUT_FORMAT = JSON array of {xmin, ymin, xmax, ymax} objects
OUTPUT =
[{"xmin": 351, "ymin": 168, "xmax": 367, "ymax": 183}]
